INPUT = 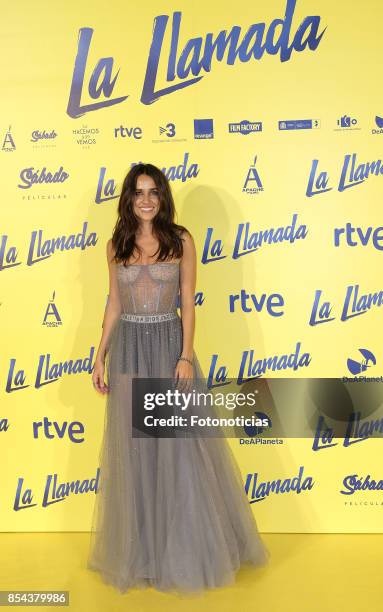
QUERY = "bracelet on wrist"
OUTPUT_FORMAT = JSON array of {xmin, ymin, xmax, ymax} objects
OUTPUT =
[{"xmin": 177, "ymin": 356, "xmax": 193, "ymax": 366}]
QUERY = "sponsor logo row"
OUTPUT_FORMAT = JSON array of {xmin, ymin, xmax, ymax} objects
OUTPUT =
[{"xmin": 3, "ymin": 115, "xmax": 383, "ymax": 151}]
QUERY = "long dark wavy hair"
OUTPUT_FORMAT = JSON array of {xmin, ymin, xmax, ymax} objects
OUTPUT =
[{"xmin": 111, "ymin": 163, "xmax": 189, "ymax": 266}]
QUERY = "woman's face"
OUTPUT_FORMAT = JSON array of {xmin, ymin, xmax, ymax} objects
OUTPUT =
[{"xmin": 132, "ymin": 174, "xmax": 160, "ymax": 222}]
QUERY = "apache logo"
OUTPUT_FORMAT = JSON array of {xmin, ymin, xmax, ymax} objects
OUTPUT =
[
  {"xmin": 42, "ymin": 290, "xmax": 63, "ymax": 328},
  {"xmin": 347, "ymin": 348, "xmax": 376, "ymax": 375},
  {"xmin": 2, "ymin": 126, "xmax": 16, "ymax": 152},
  {"xmin": 242, "ymin": 156, "xmax": 263, "ymax": 194}
]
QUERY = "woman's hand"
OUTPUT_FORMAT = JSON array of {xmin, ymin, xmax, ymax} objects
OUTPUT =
[
  {"xmin": 174, "ymin": 359, "xmax": 194, "ymax": 394},
  {"xmin": 92, "ymin": 359, "xmax": 109, "ymax": 395}
]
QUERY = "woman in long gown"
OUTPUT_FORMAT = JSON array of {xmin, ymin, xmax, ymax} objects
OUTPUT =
[{"xmin": 88, "ymin": 163, "xmax": 270, "ymax": 595}]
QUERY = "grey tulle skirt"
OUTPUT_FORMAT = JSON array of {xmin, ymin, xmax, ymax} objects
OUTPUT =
[{"xmin": 87, "ymin": 315, "xmax": 270, "ymax": 595}]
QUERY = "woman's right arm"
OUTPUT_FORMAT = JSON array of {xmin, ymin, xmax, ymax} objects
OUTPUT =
[{"xmin": 92, "ymin": 239, "xmax": 122, "ymax": 393}]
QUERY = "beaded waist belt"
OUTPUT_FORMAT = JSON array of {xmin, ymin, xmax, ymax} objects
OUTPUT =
[{"xmin": 120, "ymin": 312, "xmax": 178, "ymax": 323}]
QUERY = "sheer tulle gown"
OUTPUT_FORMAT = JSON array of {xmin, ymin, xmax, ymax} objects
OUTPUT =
[{"xmin": 87, "ymin": 261, "xmax": 270, "ymax": 594}]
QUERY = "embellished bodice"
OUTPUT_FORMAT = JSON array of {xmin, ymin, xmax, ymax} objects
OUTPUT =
[{"xmin": 116, "ymin": 262, "xmax": 180, "ymax": 315}]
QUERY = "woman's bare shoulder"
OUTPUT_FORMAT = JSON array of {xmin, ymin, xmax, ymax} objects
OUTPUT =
[
  {"xmin": 178, "ymin": 227, "xmax": 194, "ymax": 242},
  {"xmin": 106, "ymin": 238, "xmax": 117, "ymax": 261},
  {"xmin": 178, "ymin": 229, "xmax": 196, "ymax": 265}
]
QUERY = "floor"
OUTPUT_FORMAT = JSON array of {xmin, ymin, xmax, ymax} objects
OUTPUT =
[{"xmin": 0, "ymin": 533, "xmax": 381, "ymax": 611}]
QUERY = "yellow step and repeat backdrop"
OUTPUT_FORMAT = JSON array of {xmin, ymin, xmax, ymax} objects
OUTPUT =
[{"xmin": 1, "ymin": 0, "xmax": 383, "ymax": 532}]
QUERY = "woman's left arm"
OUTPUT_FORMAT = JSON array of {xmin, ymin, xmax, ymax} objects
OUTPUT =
[{"xmin": 175, "ymin": 230, "xmax": 197, "ymax": 390}]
